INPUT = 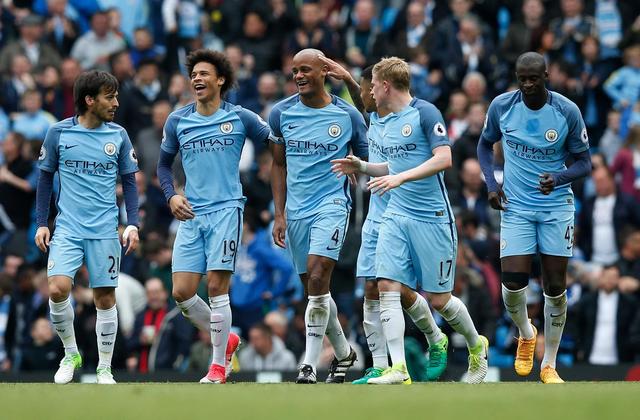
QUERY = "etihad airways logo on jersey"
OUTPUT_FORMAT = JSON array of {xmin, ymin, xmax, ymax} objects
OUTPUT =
[
  {"xmin": 64, "ymin": 160, "xmax": 115, "ymax": 175},
  {"xmin": 505, "ymin": 139, "xmax": 556, "ymax": 160},
  {"xmin": 382, "ymin": 143, "xmax": 417, "ymax": 159},
  {"xmin": 180, "ymin": 137, "xmax": 235, "ymax": 153},
  {"xmin": 287, "ymin": 139, "xmax": 338, "ymax": 155}
]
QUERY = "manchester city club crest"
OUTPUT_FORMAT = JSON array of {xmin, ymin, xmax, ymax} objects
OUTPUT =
[
  {"xmin": 401, "ymin": 124, "xmax": 412, "ymax": 137},
  {"xmin": 221, "ymin": 122, "xmax": 233, "ymax": 134},
  {"xmin": 104, "ymin": 142, "xmax": 117, "ymax": 156},
  {"xmin": 545, "ymin": 129, "xmax": 558, "ymax": 142},
  {"xmin": 328, "ymin": 124, "xmax": 341, "ymax": 137}
]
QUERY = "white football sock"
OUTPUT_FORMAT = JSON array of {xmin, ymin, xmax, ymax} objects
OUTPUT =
[
  {"xmin": 542, "ymin": 291, "xmax": 567, "ymax": 369},
  {"xmin": 176, "ymin": 294, "xmax": 211, "ymax": 332},
  {"xmin": 326, "ymin": 295, "xmax": 351, "ymax": 360},
  {"xmin": 363, "ymin": 298, "xmax": 388, "ymax": 369},
  {"xmin": 438, "ymin": 296, "xmax": 480, "ymax": 349},
  {"xmin": 209, "ymin": 294, "xmax": 231, "ymax": 367},
  {"xmin": 96, "ymin": 305, "xmax": 118, "ymax": 369},
  {"xmin": 502, "ymin": 285, "xmax": 534, "ymax": 339},
  {"xmin": 379, "ymin": 291, "xmax": 405, "ymax": 366},
  {"xmin": 404, "ymin": 292, "xmax": 444, "ymax": 346},
  {"xmin": 49, "ymin": 297, "xmax": 78, "ymax": 355},
  {"xmin": 302, "ymin": 293, "xmax": 330, "ymax": 370}
]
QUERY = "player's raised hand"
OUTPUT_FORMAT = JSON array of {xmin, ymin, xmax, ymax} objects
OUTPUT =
[
  {"xmin": 169, "ymin": 195, "xmax": 195, "ymax": 221},
  {"xmin": 318, "ymin": 54, "xmax": 353, "ymax": 82},
  {"xmin": 538, "ymin": 173, "xmax": 555, "ymax": 195},
  {"xmin": 488, "ymin": 188, "xmax": 508, "ymax": 211},
  {"xmin": 34, "ymin": 226, "xmax": 50, "ymax": 252},
  {"xmin": 121, "ymin": 225, "xmax": 139, "ymax": 255},
  {"xmin": 272, "ymin": 215, "xmax": 287, "ymax": 248},
  {"xmin": 367, "ymin": 174, "xmax": 403, "ymax": 196},
  {"xmin": 331, "ymin": 155, "xmax": 364, "ymax": 177}
]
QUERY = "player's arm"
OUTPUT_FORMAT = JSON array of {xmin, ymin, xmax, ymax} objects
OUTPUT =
[
  {"xmin": 318, "ymin": 55, "xmax": 365, "ymax": 115},
  {"xmin": 331, "ymin": 155, "xmax": 389, "ymax": 177},
  {"xmin": 34, "ymin": 169, "xmax": 54, "ymax": 252},
  {"xmin": 35, "ymin": 127, "xmax": 61, "ymax": 252},
  {"xmin": 477, "ymin": 99, "xmax": 508, "ymax": 210},
  {"xmin": 368, "ymin": 145, "xmax": 451, "ymax": 195},
  {"xmin": 270, "ymin": 141, "xmax": 287, "ymax": 248},
  {"xmin": 539, "ymin": 106, "xmax": 592, "ymax": 195}
]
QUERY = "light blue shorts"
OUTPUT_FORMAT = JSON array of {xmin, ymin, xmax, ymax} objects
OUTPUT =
[
  {"xmin": 356, "ymin": 218, "xmax": 380, "ymax": 279},
  {"xmin": 500, "ymin": 210, "xmax": 574, "ymax": 258},
  {"xmin": 172, "ymin": 207, "xmax": 243, "ymax": 274},
  {"xmin": 287, "ymin": 209, "xmax": 350, "ymax": 275},
  {"xmin": 376, "ymin": 214, "xmax": 457, "ymax": 293},
  {"xmin": 47, "ymin": 235, "xmax": 121, "ymax": 288}
]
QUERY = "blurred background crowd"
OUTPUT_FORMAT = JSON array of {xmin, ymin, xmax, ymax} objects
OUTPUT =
[{"xmin": 1, "ymin": 0, "xmax": 640, "ymax": 377}]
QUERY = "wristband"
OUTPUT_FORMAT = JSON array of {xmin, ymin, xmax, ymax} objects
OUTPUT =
[{"xmin": 358, "ymin": 159, "xmax": 367, "ymax": 173}]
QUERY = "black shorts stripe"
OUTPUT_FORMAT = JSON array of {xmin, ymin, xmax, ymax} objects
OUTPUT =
[{"xmin": 233, "ymin": 208, "xmax": 242, "ymax": 272}]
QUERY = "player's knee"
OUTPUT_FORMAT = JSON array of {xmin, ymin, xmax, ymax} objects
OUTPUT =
[
  {"xmin": 543, "ymin": 282, "xmax": 566, "ymax": 298},
  {"xmin": 172, "ymin": 286, "xmax": 190, "ymax": 303},
  {"xmin": 426, "ymin": 293, "xmax": 449, "ymax": 312},
  {"xmin": 49, "ymin": 285, "xmax": 68, "ymax": 302},
  {"xmin": 501, "ymin": 272, "xmax": 529, "ymax": 291},
  {"xmin": 207, "ymin": 281, "xmax": 229, "ymax": 297},
  {"xmin": 364, "ymin": 281, "xmax": 379, "ymax": 300},
  {"xmin": 307, "ymin": 274, "xmax": 328, "ymax": 295}
]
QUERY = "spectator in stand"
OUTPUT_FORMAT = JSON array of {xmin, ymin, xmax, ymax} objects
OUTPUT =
[
  {"xmin": 0, "ymin": 133, "xmax": 37, "ymax": 257},
  {"xmin": 238, "ymin": 10, "xmax": 280, "ymax": 74},
  {"xmin": 616, "ymin": 229, "xmax": 640, "ymax": 281},
  {"xmin": 224, "ymin": 44, "xmax": 258, "ymax": 109},
  {"xmin": 238, "ymin": 322, "xmax": 297, "ymax": 371},
  {"xmin": 242, "ymin": 149, "xmax": 274, "ymax": 228},
  {"xmin": 109, "ymin": 50, "xmax": 135, "ymax": 87},
  {"xmin": 126, "ymin": 278, "xmax": 193, "ymax": 373},
  {"xmin": 287, "ymin": 0, "xmax": 336, "ymax": 58},
  {"xmin": 445, "ymin": 90, "xmax": 469, "ymax": 142},
  {"xmin": 254, "ymin": 72, "xmax": 282, "ymax": 121},
  {"xmin": 130, "ymin": 27, "xmax": 165, "ymax": 69},
  {"xmin": 167, "ymin": 73, "xmax": 192, "ymax": 109},
  {"xmin": 70, "ymin": 10, "xmax": 126, "ymax": 70},
  {"xmin": 452, "ymin": 102, "xmax": 486, "ymax": 171},
  {"xmin": 115, "ymin": 58, "xmax": 168, "ymax": 141},
  {"xmin": 98, "ymin": 0, "xmax": 148, "ymax": 45},
  {"xmin": 384, "ymin": 1, "xmax": 433, "ymax": 62},
  {"xmin": 58, "ymin": 57, "xmax": 81, "ymax": 119},
  {"xmin": 461, "ymin": 71, "xmax": 487, "ymax": 104},
  {"xmin": 579, "ymin": 166, "xmax": 640, "ymax": 265},
  {"xmin": 451, "ymin": 158, "xmax": 491, "ymax": 229},
  {"xmin": 230, "ymin": 209, "xmax": 293, "ymax": 338},
  {"xmin": 341, "ymin": 0, "xmax": 381, "ymax": 67},
  {"xmin": 501, "ymin": 0, "xmax": 546, "ymax": 73},
  {"xmin": 570, "ymin": 265, "xmax": 638, "ymax": 365},
  {"xmin": 603, "ymin": 44, "xmax": 640, "ymax": 132},
  {"xmin": 264, "ymin": 310, "xmax": 304, "ymax": 362},
  {"xmin": 549, "ymin": 0, "xmax": 596, "ymax": 67},
  {"xmin": 547, "ymin": 59, "xmax": 584, "ymax": 108},
  {"xmin": 36, "ymin": 64, "xmax": 64, "ymax": 120},
  {"xmin": 0, "ymin": 14, "xmax": 61, "ymax": 75},
  {"xmin": 1, "ymin": 54, "xmax": 37, "ymax": 114},
  {"xmin": 610, "ymin": 125, "xmax": 640, "ymax": 202},
  {"xmin": 599, "ymin": 109, "xmax": 623, "ymax": 164},
  {"xmin": 20, "ymin": 317, "xmax": 63, "ymax": 371},
  {"xmin": 42, "ymin": 0, "xmax": 79, "ymax": 57},
  {"xmin": 137, "ymin": 100, "xmax": 171, "ymax": 180},
  {"xmin": 11, "ymin": 89, "xmax": 56, "ymax": 142}
]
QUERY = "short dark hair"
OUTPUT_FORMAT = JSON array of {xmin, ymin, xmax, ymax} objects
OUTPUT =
[
  {"xmin": 250, "ymin": 322, "xmax": 273, "ymax": 337},
  {"xmin": 73, "ymin": 70, "xmax": 118, "ymax": 115},
  {"xmin": 361, "ymin": 65, "xmax": 374, "ymax": 82},
  {"xmin": 185, "ymin": 49, "xmax": 235, "ymax": 97}
]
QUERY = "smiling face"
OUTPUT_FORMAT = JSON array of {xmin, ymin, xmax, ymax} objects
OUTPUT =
[
  {"xmin": 190, "ymin": 61, "xmax": 225, "ymax": 103},
  {"xmin": 291, "ymin": 51, "xmax": 327, "ymax": 99}
]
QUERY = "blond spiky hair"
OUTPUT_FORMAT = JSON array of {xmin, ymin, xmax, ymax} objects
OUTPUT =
[{"xmin": 372, "ymin": 57, "xmax": 410, "ymax": 91}]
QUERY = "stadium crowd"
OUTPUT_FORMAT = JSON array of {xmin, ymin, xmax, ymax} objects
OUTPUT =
[{"xmin": 1, "ymin": 0, "xmax": 640, "ymax": 376}]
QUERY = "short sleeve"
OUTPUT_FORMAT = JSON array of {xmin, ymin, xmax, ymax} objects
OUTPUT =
[
  {"xmin": 347, "ymin": 106, "xmax": 368, "ymax": 159},
  {"xmin": 118, "ymin": 129, "xmax": 139, "ymax": 175},
  {"xmin": 267, "ymin": 105, "xmax": 284, "ymax": 144},
  {"xmin": 38, "ymin": 126, "xmax": 61, "ymax": 172},
  {"xmin": 564, "ymin": 102, "xmax": 589, "ymax": 153},
  {"xmin": 238, "ymin": 107, "xmax": 271, "ymax": 144},
  {"xmin": 479, "ymin": 98, "xmax": 503, "ymax": 145},
  {"xmin": 418, "ymin": 102, "xmax": 450, "ymax": 150},
  {"xmin": 160, "ymin": 113, "xmax": 180, "ymax": 154}
]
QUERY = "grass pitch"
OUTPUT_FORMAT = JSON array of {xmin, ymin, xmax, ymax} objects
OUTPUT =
[{"xmin": 1, "ymin": 382, "xmax": 638, "ymax": 420}]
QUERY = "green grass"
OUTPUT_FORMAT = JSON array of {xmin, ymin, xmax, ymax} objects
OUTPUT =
[{"xmin": 0, "ymin": 382, "xmax": 638, "ymax": 420}]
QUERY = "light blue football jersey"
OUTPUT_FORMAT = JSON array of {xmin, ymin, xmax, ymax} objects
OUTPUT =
[
  {"xmin": 382, "ymin": 98, "xmax": 453, "ymax": 223},
  {"xmin": 161, "ymin": 101, "xmax": 271, "ymax": 215},
  {"xmin": 268, "ymin": 94, "xmax": 368, "ymax": 219},
  {"xmin": 39, "ymin": 117, "xmax": 138, "ymax": 239},
  {"xmin": 365, "ymin": 112, "xmax": 390, "ymax": 223},
  {"xmin": 480, "ymin": 90, "xmax": 589, "ymax": 211}
]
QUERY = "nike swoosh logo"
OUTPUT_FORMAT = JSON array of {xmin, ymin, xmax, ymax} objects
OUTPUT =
[
  {"xmin": 326, "ymin": 246, "xmax": 340, "ymax": 251},
  {"xmin": 505, "ymin": 128, "xmax": 517, "ymax": 133},
  {"xmin": 221, "ymin": 258, "xmax": 233, "ymax": 264},
  {"xmin": 210, "ymin": 321, "xmax": 223, "ymax": 324},
  {"xmin": 550, "ymin": 313, "xmax": 565, "ymax": 318},
  {"xmin": 65, "ymin": 144, "xmax": 78, "ymax": 149},
  {"xmin": 365, "ymin": 332, "xmax": 374, "ymax": 339},
  {"xmin": 307, "ymin": 324, "xmax": 324, "ymax": 328},
  {"xmin": 288, "ymin": 124, "xmax": 298, "ymax": 129},
  {"xmin": 438, "ymin": 280, "xmax": 449, "ymax": 286},
  {"xmin": 101, "ymin": 332, "xmax": 115, "ymax": 337},
  {"xmin": 52, "ymin": 321, "xmax": 64, "ymax": 324},
  {"xmin": 110, "ymin": 275, "xmax": 118, "ymax": 280}
]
